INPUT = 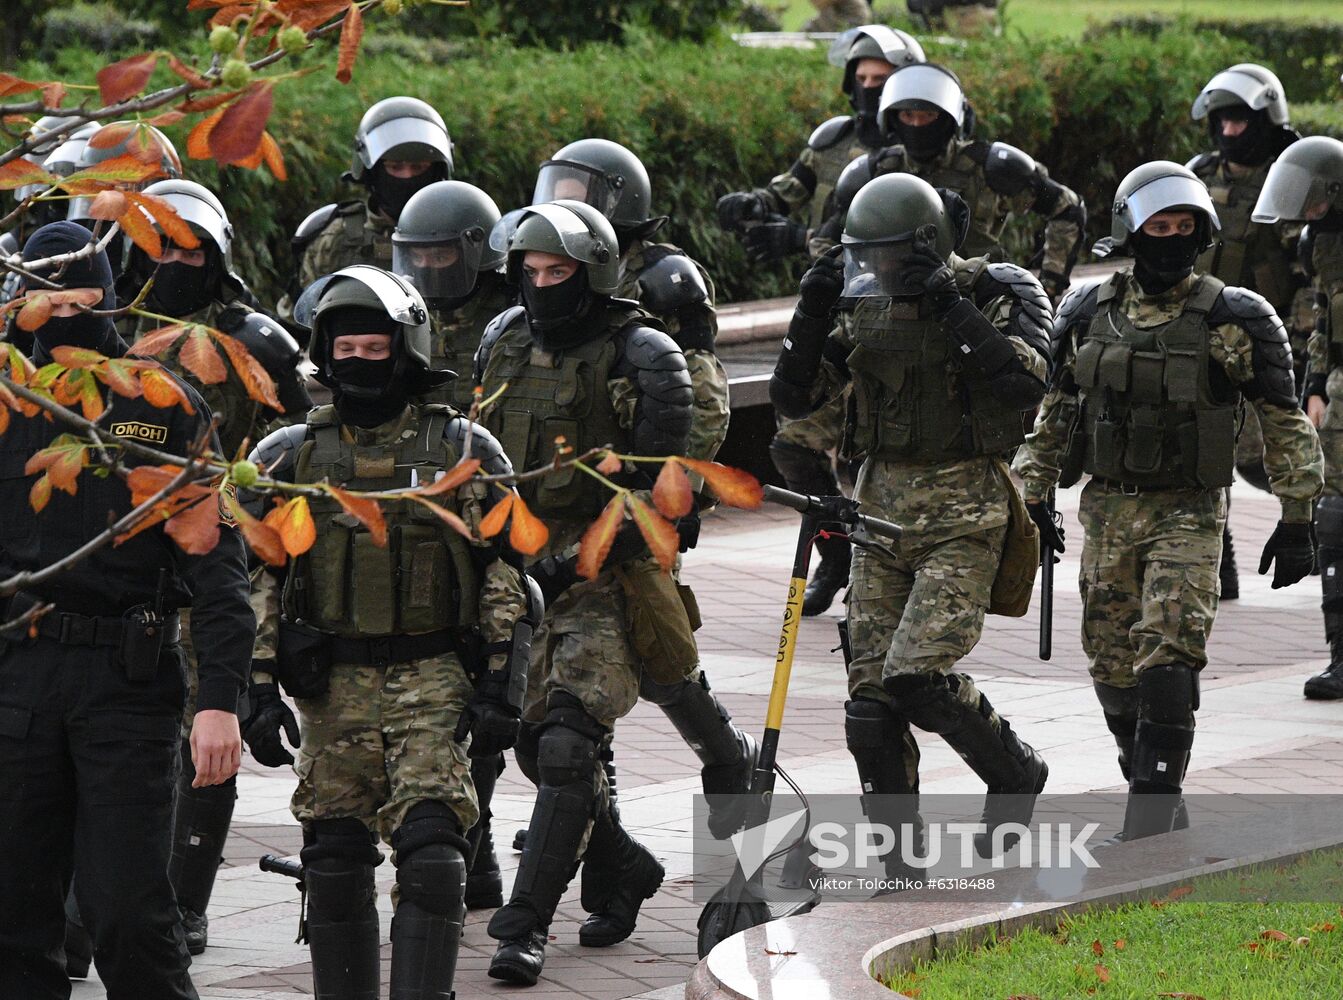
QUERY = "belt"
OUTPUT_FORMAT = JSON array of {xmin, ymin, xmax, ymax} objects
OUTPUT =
[
  {"xmin": 328, "ymin": 629, "xmax": 460, "ymax": 668},
  {"xmin": 8, "ymin": 593, "xmax": 180, "ymax": 648},
  {"xmin": 1090, "ymin": 477, "xmax": 1197, "ymax": 496}
]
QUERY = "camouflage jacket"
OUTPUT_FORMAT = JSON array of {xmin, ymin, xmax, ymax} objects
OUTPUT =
[
  {"xmin": 1304, "ymin": 228, "xmax": 1343, "ymax": 393},
  {"xmin": 423, "ymin": 278, "xmax": 515, "ymax": 412}
]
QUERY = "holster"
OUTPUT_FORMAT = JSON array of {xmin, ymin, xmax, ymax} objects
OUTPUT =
[
  {"xmin": 276, "ymin": 620, "xmax": 333, "ymax": 699},
  {"xmin": 120, "ymin": 606, "xmax": 167, "ymax": 682},
  {"xmin": 613, "ymin": 557, "xmax": 702, "ymax": 685}
]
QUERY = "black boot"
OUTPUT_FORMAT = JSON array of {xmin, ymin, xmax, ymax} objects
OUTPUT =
[
  {"xmin": 802, "ymin": 532, "xmax": 852, "ymax": 617},
  {"xmin": 644, "ymin": 673, "xmax": 759, "ymax": 839},
  {"xmin": 1120, "ymin": 718, "xmax": 1195, "ymax": 840},
  {"xmin": 844, "ymin": 700, "xmax": 925, "ymax": 888},
  {"xmin": 1219, "ymin": 523, "xmax": 1239, "ymax": 601},
  {"xmin": 464, "ymin": 755, "xmax": 504, "ymax": 910},
  {"xmin": 578, "ymin": 800, "xmax": 664, "ymax": 947},
  {"xmin": 1305, "ymin": 546, "xmax": 1343, "ymax": 699},
  {"xmin": 770, "ymin": 438, "xmax": 849, "ymax": 616},
  {"xmin": 389, "ymin": 805, "xmax": 468, "ymax": 1000},
  {"xmin": 63, "ymin": 885, "xmax": 91, "ymax": 980},
  {"xmin": 302, "ymin": 820, "xmax": 383, "ymax": 1000},
  {"xmin": 1094, "ymin": 681, "xmax": 1138, "ymax": 783},
  {"xmin": 169, "ymin": 743, "xmax": 236, "ymax": 956}
]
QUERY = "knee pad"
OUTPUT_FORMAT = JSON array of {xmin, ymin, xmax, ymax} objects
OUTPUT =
[
  {"xmin": 301, "ymin": 817, "xmax": 383, "ymax": 869},
  {"xmin": 844, "ymin": 698, "xmax": 902, "ymax": 751},
  {"xmin": 1137, "ymin": 664, "xmax": 1198, "ymax": 727},
  {"xmin": 885, "ymin": 675, "xmax": 963, "ymax": 735},
  {"xmin": 845, "ymin": 698, "xmax": 918, "ymax": 795},
  {"xmin": 514, "ymin": 721, "xmax": 542, "ymax": 786},
  {"xmin": 538, "ymin": 696, "xmax": 604, "ymax": 788},
  {"xmin": 393, "ymin": 804, "xmax": 467, "ymax": 919},
  {"xmin": 392, "ymin": 801, "xmax": 470, "ymax": 861},
  {"xmin": 1315, "ymin": 495, "xmax": 1343, "ymax": 549}
]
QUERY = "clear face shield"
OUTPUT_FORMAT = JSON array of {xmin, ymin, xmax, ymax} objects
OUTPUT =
[
  {"xmin": 1192, "ymin": 70, "xmax": 1272, "ymax": 120},
  {"xmin": 392, "ymin": 226, "xmax": 486, "ymax": 301},
  {"xmin": 1252, "ymin": 160, "xmax": 1339, "ymax": 224},
  {"xmin": 842, "ymin": 238, "xmax": 924, "ymax": 298},
  {"xmin": 293, "ymin": 265, "xmax": 429, "ymax": 333},
  {"xmin": 532, "ymin": 161, "xmax": 622, "ymax": 217}
]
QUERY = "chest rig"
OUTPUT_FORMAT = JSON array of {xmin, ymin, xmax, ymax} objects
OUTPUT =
[
  {"xmin": 1065, "ymin": 273, "xmax": 1237, "ymax": 490},
  {"xmin": 1198, "ymin": 164, "xmax": 1293, "ymax": 313},
  {"xmin": 809, "ymin": 131, "xmax": 875, "ymax": 232},
  {"xmin": 842, "ymin": 295, "xmax": 1026, "ymax": 463},
  {"xmin": 906, "ymin": 145, "xmax": 1001, "ymax": 261},
  {"xmin": 282, "ymin": 403, "xmax": 479, "ymax": 638},
  {"xmin": 481, "ymin": 311, "xmax": 633, "ymax": 518}
]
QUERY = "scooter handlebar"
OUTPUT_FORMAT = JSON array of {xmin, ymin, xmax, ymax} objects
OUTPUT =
[{"xmin": 762, "ymin": 485, "xmax": 902, "ymax": 541}]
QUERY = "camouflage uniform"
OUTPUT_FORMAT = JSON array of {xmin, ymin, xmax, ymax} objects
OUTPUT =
[
  {"xmin": 802, "ymin": 0, "xmax": 873, "ymax": 32},
  {"xmin": 1304, "ymin": 228, "xmax": 1343, "ymax": 490},
  {"xmin": 423, "ymin": 277, "xmax": 514, "ymax": 412},
  {"xmin": 277, "ymin": 201, "xmax": 395, "ymax": 320},
  {"xmin": 1015, "ymin": 269, "xmax": 1324, "ymax": 686},
  {"xmin": 913, "ymin": 0, "xmax": 999, "ymax": 34}
]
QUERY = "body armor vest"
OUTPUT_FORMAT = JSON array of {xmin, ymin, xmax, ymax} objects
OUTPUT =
[
  {"xmin": 1066, "ymin": 273, "xmax": 1237, "ymax": 490},
  {"xmin": 809, "ymin": 130, "xmax": 875, "ymax": 232},
  {"xmin": 1314, "ymin": 230, "xmax": 1343, "ymax": 364},
  {"xmin": 903, "ymin": 143, "xmax": 1002, "ymax": 260},
  {"xmin": 481, "ymin": 308, "xmax": 636, "ymax": 517},
  {"xmin": 842, "ymin": 295, "xmax": 1027, "ymax": 462},
  {"xmin": 282, "ymin": 403, "xmax": 479, "ymax": 637},
  {"xmin": 425, "ymin": 284, "xmax": 511, "ymax": 411},
  {"xmin": 1196, "ymin": 161, "xmax": 1294, "ymax": 314}
]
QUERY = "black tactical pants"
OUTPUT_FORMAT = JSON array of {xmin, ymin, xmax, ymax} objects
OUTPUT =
[{"xmin": 0, "ymin": 636, "xmax": 197, "ymax": 1000}]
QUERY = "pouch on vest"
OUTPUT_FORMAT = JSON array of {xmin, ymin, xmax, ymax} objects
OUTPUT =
[
  {"xmin": 1196, "ymin": 408, "xmax": 1237, "ymax": 487},
  {"xmin": 614, "ymin": 557, "xmax": 701, "ymax": 685},
  {"xmin": 1122, "ymin": 407, "xmax": 1163, "ymax": 475},
  {"xmin": 1091, "ymin": 413, "xmax": 1124, "ymax": 473},
  {"xmin": 988, "ymin": 458, "xmax": 1039, "ymax": 618},
  {"xmin": 1058, "ymin": 406, "xmax": 1087, "ymax": 489},
  {"xmin": 276, "ymin": 619, "xmax": 332, "ymax": 699}
]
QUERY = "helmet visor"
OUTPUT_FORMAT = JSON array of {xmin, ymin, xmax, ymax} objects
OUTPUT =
[
  {"xmin": 293, "ymin": 265, "xmax": 428, "ymax": 332},
  {"xmin": 842, "ymin": 240, "xmax": 922, "ymax": 297},
  {"xmin": 363, "ymin": 117, "xmax": 451, "ymax": 170},
  {"xmin": 392, "ymin": 228, "xmax": 485, "ymax": 300},
  {"xmin": 148, "ymin": 192, "xmax": 230, "ymax": 255},
  {"xmin": 1118, "ymin": 174, "xmax": 1221, "ymax": 234},
  {"xmin": 489, "ymin": 208, "xmax": 525, "ymax": 258},
  {"xmin": 533, "ymin": 161, "xmax": 621, "ymax": 217},
  {"xmin": 829, "ymin": 25, "xmax": 925, "ymax": 68},
  {"xmin": 882, "ymin": 65, "xmax": 964, "ymax": 125},
  {"xmin": 512, "ymin": 202, "xmax": 610, "ymax": 265},
  {"xmin": 1192, "ymin": 70, "xmax": 1272, "ymax": 121},
  {"xmin": 1252, "ymin": 159, "xmax": 1335, "ymax": 223}
]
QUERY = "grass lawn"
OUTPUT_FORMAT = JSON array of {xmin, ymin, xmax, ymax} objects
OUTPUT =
[
  {"xmin": 881, "ymin": 849, "xmax": 1343, "ymax": 999},
  {"xmin": 775, "ymin": 1, "xmax": 1343, "ymax": 35}
]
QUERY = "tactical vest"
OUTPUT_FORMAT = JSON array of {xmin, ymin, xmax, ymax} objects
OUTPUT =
[
  {"xmin": 808, "ymin": 131, "xmax": 874, "ymax": 232},
  {"xmin": 481, "ymin": 309, "xmax": 634, "ymax": 518},
  {"xmin": 1067, "ymin": 273, "xmax": 1237, "ymax": 490},
  {"xmin": 425, "ymin": 285, "xmax": 510, "ymax": 412},
  {"xmin": 282, "ymin": 403, "xmax": 480, "ymax": 637},
  {"xmin": 906, "ymin": 143, "xmax": 1001, "ymax": 260},
  {"xmin": 842, "ymin": 295, "xmax": 1027, "ymax": 463},
  {"xmin": 1314, "ymin": 230, "xmax": 1343, "ymax": 364},
  {"xmin": 1196, "ymin": 161, "xmax": 1294, "ymax": 313}
]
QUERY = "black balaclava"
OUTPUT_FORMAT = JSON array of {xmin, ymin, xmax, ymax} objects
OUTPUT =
[
  {"xmin": 520, "ymin": 265, "xmax": 595, "ymax": 351},
  {"xmin": 851, "ymin": 81, "xmax": 887, "ymax": 147},
  {"xmin": 321, "ymin": 306, "xmax": 408, "ymax": 427},
  {"xmin": 144, "ymin": 247, "xmax": 220, "ymax": 318},
  {"xmin": 1130, "ymin": 228, "xmax": 1203, "ymax": 296},
  {"xmin": 21, "ymin": 221, "xmax": 122, "ymax": 360},
  {"xmin": 1313, "ymin": 206, "xmax": 1343, "ymax": 233},
  {"xmin": 1210, "ymin": 107, "xmax": 1277, "ymax": 167},
  {"xmin": 369, "ymin": 160, "xmax": 442, "ymax": 220},
  {"xmin": 898, "ymin": 110, "xmax": 958, "ymax": 162}
]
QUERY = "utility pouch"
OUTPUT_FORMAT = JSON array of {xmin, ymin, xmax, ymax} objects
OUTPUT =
[
  {"xmin": 614, "ymin": 557, "xmax": 701, "ymax": 685},
  {"xmin": 276, "ymin": 619, "xmax": 333, "ymax": 699},
  {"xmin": 1122, "ymin": 408, "xmax": 1163, "ymax": 475},
  {"xmin": 1091, "ymin": 414, "xmax": 1124, "ymax": 472},
  {"xmin": 120, "ymin": 606, "xmax": 165, "ymax": 683}
]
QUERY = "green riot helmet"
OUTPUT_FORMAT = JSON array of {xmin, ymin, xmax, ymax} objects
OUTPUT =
[
  {"xmin": 1253, "ymin": 136, "xmax": 1343, "ymax": 224},
  {"xmin": 393, "ymin": 180, "xmax": 502, "ymax": 304},
  {"xmin": 830, "ymin": 24, "xmax": 925, "ymax": 97},
  {"xmin": 1192, "ymin": 63, "xmax": 1292, "ymax": 165},
  {"xmin": 230, "ymin": 311, "xmax": 313, "ymax": 416},
  {"xmin": 841, "ymin": 172, "xmax": 954, "ymax": 297},
  {"xmin": 350, "ymin": 97, "xmax": 453, "ymax": 219},
  {"xmin": 506, "ymin": 200, "xmax": 620, "ymax": 295},
  {"xmin": 533, "ymin": 138, "xmax": 655, "ymax": 231},
  {"xmin": 1109, "ymin": 160, "xmax": 1220, "ymax": 253},
  {"xmin": 879, "ymin": 63, "xmax": 967, "ymax": 159}
]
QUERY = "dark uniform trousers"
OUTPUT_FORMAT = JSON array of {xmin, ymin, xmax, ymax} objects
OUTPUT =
[{"xmin": 0, "ymin": 635, "xmax": 197, "ymax": 1000}]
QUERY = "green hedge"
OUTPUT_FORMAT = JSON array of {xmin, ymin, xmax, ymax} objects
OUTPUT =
[{"xmin": 17, "ymin": 22, "xmax": 1317, "ymax": 308}]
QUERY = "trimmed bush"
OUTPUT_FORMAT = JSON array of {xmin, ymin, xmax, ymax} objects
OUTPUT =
[{"xmin": 38, "ymin": 3, "xmax": 160, "ymax": 61}]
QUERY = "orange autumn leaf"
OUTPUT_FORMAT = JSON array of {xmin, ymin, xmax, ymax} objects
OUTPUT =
[
  {"xmin": 1094, "ymin": 964, "xmax": 1110, "ymax": 983},
  {"xmin": 577, "ymin": 494, "xmax": 625, "ymax": 580},
  {"xmin": 336, "ymin": 2, "xmax": 363, "ymax": 83},
  {"xmin": 258, "ymin": 131, "xmax": 287, "ymax": 180},
  {"xmin": 40, "ymin": 81, "xmax": 67, "ymax": 107},
  {"xmin": 415, "ymin": 457, "xmax": 480, "ymax": 497},
  {"xmin": 214, "ymin": 330, "xmax": 281, "ymax": 410},
  {"xmin": 96, "ymin": 52, "xmax": 159, "ymax": 105},
  {"xmin": 118, "ymin": 200, "xmax": 163, "ymax": 259},
  {"xmin": 129, "ymin": 191, "xmax": 200, "ymax": 250},
  {"xmin": 127, "ymin": 464, "xmax": 184, "ymax": 506},
  {"xmin": 140, "ymin": 367, "xmax": 194, "ymax": 412},
  {"xmin": 60, "ymin": 152, "xmax": 164, "ymax": 190},
  {"xmin": 1260, "ymin": 929, "xmax": 1290, "ymax": 942},
  {"xmin": 277, "ymin": 0, "xmax": 352, "ymax": 31},
  {"xmin": 653, "ymin": 459, "xmax": 693, "ymax": 519},
  {"xmin": 509, "ymin": 493, "xmax": 549, "ymax": 555},
  {"xmin": 1091, "ymin": 940, "xmax": 1103, "ymax": 957},
  {"xmin": 99, "ymin": 358, "xmax": 147, "ymax": 398},
  {"xmin": 409, "ymin": 496, "xmax": 475, "ymax": 542},
  {"xmin": 678, "ymin": 457, "xmax": 763, "ymax": 509},
  {"xmin": 0, "ymin": 72, "xmax": 44, "ymax": 100},
  {"xmin": 144, "ymin": 110, "xmax": 187, "ymax": 129},
  {"xmin": 165, "ymin": 53, "xmax": 211, "ymax": 89},
  {"xmin": 29, "ymin": 474, "xmax": 52, "ymax": 512},
  {"xmin": 165, "ymin": 490, "xmax": 222, "ymax": 555},
  {"xmin": 186, "ymin": 109, "xmax": 225, "ymax": 160},
  {"xmin": 626, "ymin": 494, "xmax": 678, "ymax": 572},
  {"xmin": 49, "ymin": 343, "xmax": 107, "ymax": 369},
  {"xmin": 329, "ymin": 486, "xmax": 386, "ymax": 547},
  {"xmin": 87, "ymin": 189, "xmax": 128, "ymax": 220},
  {"xmin": 209, "ymin": 82, "xmax": 274, "ymax": 165},
  {"xmin": 478, "ymin": 492, "xmax": 514, "ymax": 539},
  {"xmin": 129, "ymin": 323, "xmax": 190, "ymax": 357},
  {"xmin": 224, "ymin": 491, "xmax": 286, "ymax": 566},
  {"xmin": 16, "ymin": 295, "xmax": 52, "ymax": 332},
  {"xmin": 179, "ymin": 90, "xmax": 239, "ymax": 114},
  {"xmin": 595, "ymin": 450, "xmax": 622, "ymax": 475},
  {"xmin": 24, "ymin": 437, "xmax": 86, "ymax": 494},
  {"xmin": 0, "ymin": 157, "xmax": 56, "ymax": 191},
  {"xmin": 180, "ymin": 326, "xmax": 227, "ymax": 384},
  {"xmin": 262, "ymin": 496, "xmax": 318, "ymax": 557}
]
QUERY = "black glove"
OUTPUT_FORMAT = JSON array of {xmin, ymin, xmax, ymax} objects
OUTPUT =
[
  {"xmin": 796, "ymin": 244, "xmax": 845, "ymax": 318},
  {"xmin": 531, "ymin": 554, "xmax": 578, "ymax": 606},
  {"xmin": 241, "ymin": 679, "xmax": 300, "ymax": 767},
  {"xmin": 1258, "ymin": 520, "xmax": 1316, "ymax": 589},
  {"xmin": 743, "ymin": 218, "xmax": 808, "ymax": 264},
  {"xmin": 453, "ymin": 672, "xmax": 520, "ymax": 758},
  {"xmin": 716, "ymin": 191, "xmax": 767, "ymax": 231},
  {"xmin": 677, "ymin": 508, "xmax": 702, "ymax": 552},
  {"xmin": 1025, "ymin": 500, "xmax": 1065, "ymax": 553},
  {"xmin": 904, "ymin": 240, "xmax": 961, "ymax": 315}
]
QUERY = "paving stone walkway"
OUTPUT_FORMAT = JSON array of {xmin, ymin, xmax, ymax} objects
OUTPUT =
[{"xmin": 70, "ymin": 479, "xmax": 1343, "ymax": 999}]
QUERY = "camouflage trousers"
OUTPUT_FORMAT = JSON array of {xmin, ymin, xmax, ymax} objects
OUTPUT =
[
  {"xmin": 1320, "ymin": 366, "xmax": 1343, "ymax": 496},
  {"xmin": 774, "ymin": 388, "xmax": 847, "ymax": 455},
  {"xmin": 291, "ymin": 652, "xmax": 478, "ymax": 840},
  {"xmin": 1078, "ymin": 479, "xmax": 1226, "ymax": 686}
]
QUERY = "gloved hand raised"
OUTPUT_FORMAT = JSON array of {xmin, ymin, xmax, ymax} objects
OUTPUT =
[
  {"xmin": 796, "ymin": 245, "xmax": 845, "ymax": 318},
  {"xmin": 744, "ymin": 218, "xmax": 808, "ymax": 264},
  {"xmin": 903, "ymin": 240, "xmax": 961, "ymax": 315},
  {"xmin": 716, "ymin": 191, "xmax": 768, "ymax": 231}
]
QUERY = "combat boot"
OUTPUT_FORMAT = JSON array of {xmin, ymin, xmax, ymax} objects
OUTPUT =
[
  {"xmin": 802, "ymin": 532, "xmax": 852, "ymax": 617},
  {"xmin": 1305, "ymin": 546, "xmax": 1343, "ymax": 699},
  {"xmin": 578, "ymin": 803, "xmax": 664, "ymax": 947},
  {"xmin": 844, "ymin": 700, "xmax": 926, "ymax": 889},
  {"xmin": 168, "ymin": 754, "xmax": 236, "ymax": 955},
  {"xmin": 464, "ymin": 755, "xmax": 504, "ymax": 910}
]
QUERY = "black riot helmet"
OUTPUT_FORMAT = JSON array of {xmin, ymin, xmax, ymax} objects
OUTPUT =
[
  {"xmin": 533, "ymin": 138, "xmax": 661, "ymax": 243},
  {"xmin": 349, "ymin": 97, "xmax": 454, "ymax": 220},
  {"xmin": 230, "ymin": 311, "xmax": 313, "ymax": 417},
  {"xmin": 393, "ymin": 180, "xmax": 503, "ymax": 306},
  {"xmin": 879, "ymin": 63, "xmax": 967, "ymax": 161}
]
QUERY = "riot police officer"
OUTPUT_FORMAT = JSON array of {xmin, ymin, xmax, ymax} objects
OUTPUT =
[
  {"xmin": 771, "ymin": 174, "xmax": 1053, "ymax": 864},
  {"xmin": 1188, "ymin": 63, "xmax": 1306, "ymax": 599},
  {"xmin": 1016, "ymin": 162, "xmax": 1323, "ymax": 839},
  {"xmin": 249, "ymin": 264, "xmax": 528, "ymax": 1000},
  {"xmin": 1253, "ymin": 135, "xmax": 1343, "ymax": 699},
  {"xmin": 0, "ymin": 221, "xmax": 253, "ymax": 999},
  {"xmin": 282, "ymin": 97, "xmax": 453, "ymax": 320},
  {"xmin": 475, "ymin": 201, "xmax": 693, "ymax": 984},
  {"xmin": 528, "ymin": 138, "xmax": 756, "ymax": 943}
]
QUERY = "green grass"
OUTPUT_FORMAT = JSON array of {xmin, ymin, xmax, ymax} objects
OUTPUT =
[
  {"xmin": 881, "ymin": 850, "xmax": 1343, "ymax": 999},
  {"xmin": 776, "ymin": 0, "xmax": 1343, "ymax": 34}
]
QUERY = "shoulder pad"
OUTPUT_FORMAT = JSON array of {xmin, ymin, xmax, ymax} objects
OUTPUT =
[
  {"xmin": 834, "ymin": 153, "xmax": 877, "ymax": 217},
  {"xmin": 214, "ymin": 301, "xmax": 252, "ymax": 334},
  {"xmin": 961, "ymin": 139, "xmax": 992, "ymax": 167},
  {"xmin": 293, "ymin": 203, "xmax": 340, "ymax": 244},
  {"xmin": 1052, "ymin": 280, "xmax": 1103, "ymax": 366},
  {"xmin": 636, "ymin": 252, "xmax": 709, "ymax": 314},
  {"xmin": 474, "ymin": 305, "xmax": 526, "ymax": 382},
  {"xmin": 1185, "ymin": 151, "xmax": 1220, "ymax": 177},
  {"xmin": 976, "ymin": 262, "xmax": 1053, "ymax": 359},
  {"xmin": 809, "ymin": 116, "xmax": 856, "ymax": 152},
  {"xmin": 620, "ymin": 323, "xmax": 688, "ymax": 372},
  {"xmin": 444, "ymin": 415, "xmax": 513, "ymax": 478},
  {"xmin": 982, "ymin": 141, "xmax": 1038, "ymax": 197},
  {"xmin": 249, "ymin": 422, "xmax": 308, "ymax": 478},
  {"xmin": 1209, "ymin": 285, "xmax": 1296, "ymax": 407}
]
